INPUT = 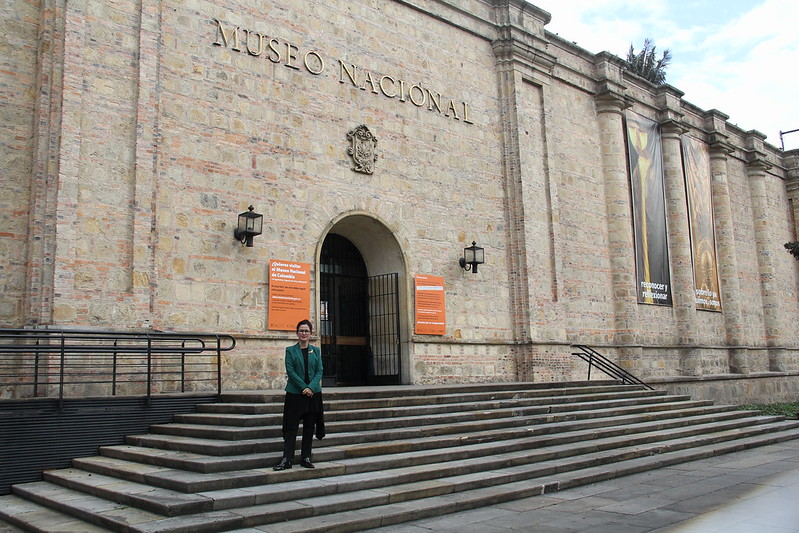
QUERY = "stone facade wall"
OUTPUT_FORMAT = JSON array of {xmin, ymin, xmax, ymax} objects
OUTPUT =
[
  {"xmin": 0, "ymin": 0, "xmax": 41, "ymax": 326},
  {"xmin": 655, "ymin": 373, "xmax": 799, "ymax": 406},
  {"xmin": 1, "ymin": 0, "xmax": 798, "ymax": 395}
]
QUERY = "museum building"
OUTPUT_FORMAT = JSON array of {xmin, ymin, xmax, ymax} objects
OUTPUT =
[{"xmin": 2, "ymin": 0, "xmax": 798, "ymax": 402}]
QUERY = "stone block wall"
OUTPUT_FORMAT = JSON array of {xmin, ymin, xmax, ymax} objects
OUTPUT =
[
  {"xmin": 1, "ymin": 0, "xmax": 797, "ymax": 393},
  {"xmin": 0, "ymin": 0, "xmax": 41, "ymax": 327}
]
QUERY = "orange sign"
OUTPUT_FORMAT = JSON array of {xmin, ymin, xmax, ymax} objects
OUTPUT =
[
  {"xmin": 414, "ymin": 274, "xmax": 446, "ymax": 335},
  {"xmin": 268, "ymin": 260, "xmax": 311, "ymax": 331}
]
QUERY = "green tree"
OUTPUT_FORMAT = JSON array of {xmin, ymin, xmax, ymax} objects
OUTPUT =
[
  {"xmin": 626, "ymin": 38, "xmax": 672, "ymax": 84},
  {"xmin": 785, "ymin": 241, "xmax": 799, "ymax": 260}
]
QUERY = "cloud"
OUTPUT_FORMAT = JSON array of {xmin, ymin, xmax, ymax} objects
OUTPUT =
[
  {"xmin": 532, "ymin": 0, "xmax": 799, "ymax": 150},
  {"xmin": 672, "ymin": 0, "xmax": 799, "ymax": 147}
]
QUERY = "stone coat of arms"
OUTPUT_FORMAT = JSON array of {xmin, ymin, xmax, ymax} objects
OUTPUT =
[{"xmin": 347, "ymin": 125, "xmax": 378, "ymax": 174}]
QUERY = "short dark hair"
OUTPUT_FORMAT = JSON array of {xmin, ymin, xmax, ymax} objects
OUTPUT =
[{"xmin": 296, "ymin": 319, "xmax": 313, "ymax": 333}]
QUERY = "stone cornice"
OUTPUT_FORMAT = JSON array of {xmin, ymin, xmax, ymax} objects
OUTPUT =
[
  {"xmin": 745, "ymin": 154, "xmax": 772, "ymax": 173},
  {"xmin": 593, "ymin": 54, "xmax": 631, "ymax": 113},
  {"xmin": 703, "ymin": 109, "xmax": 734, "ymax": 157},
  {"xmin": 491, "ymin": 25, "xmax": 556, "ymax": 77},
  {"xmin": 656, "ymin": 84, "xmax": 685, "ymax": 130},
  {"xmin": 594, "ymin": 86, "xmax": 633, "ymax": 114},
  {"xmin": 744, "ymin": 130, "xmax": 773, "ymax": 173},
  {"xmin": 491, "ymin": 0, "xmax": 552, "ymax": 27},
  {"xmin": 659, "ymin": 118, "xmax": 689, "ymax": 138},
  {"xmin": 783, "ymin": 153, "xmax": 799, "ymax": 192},
  {"xmin": 708, "ymin": 137, "xmax": 734, "ymax": 158}
]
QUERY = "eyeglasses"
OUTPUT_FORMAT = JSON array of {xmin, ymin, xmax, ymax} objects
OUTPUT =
[{"xmin": 298, "ymin": 329, "xmax": 311, "ymax": 334}]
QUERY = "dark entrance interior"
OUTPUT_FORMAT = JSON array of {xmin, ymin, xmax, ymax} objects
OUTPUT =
[{"xmin": 320, "ymin": 233, "xmax": 401, "ymax": 386}]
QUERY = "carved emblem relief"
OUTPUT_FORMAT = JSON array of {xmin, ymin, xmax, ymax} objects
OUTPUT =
[{"xmin": 347, "ymin": 125, "xmax": 378, "ymax": 174}]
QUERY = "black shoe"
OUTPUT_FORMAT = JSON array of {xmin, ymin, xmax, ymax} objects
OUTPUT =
[
  {"xmin": 300, "ymin": 457, "xmax": 315, "ymax": 469},
  {"xmin": 273, "ymin": 458, "xmax": 292, "ymax": 471}
]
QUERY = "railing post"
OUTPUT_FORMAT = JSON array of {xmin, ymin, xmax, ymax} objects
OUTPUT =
[
  {"xmin": 216, "ymin": 336, "xmax": 222, "ymax": 396},
  {"xmin": 33, "ymin": 337, "xmax": 41, "ymax": 398},
  {"xmin": 112, "ymin": 338, "xmax": 118, "ymax": 396},
  {"xmin": 181, "ymin": 339, "xmax": 187, "ymax": 393},
  {"xmin": 146, "ymin": 335, "xmax": 152, "ymax": 407},
  {"xmin": 58, "ymin": 334, "xmax": 66, "ymax": 412}
]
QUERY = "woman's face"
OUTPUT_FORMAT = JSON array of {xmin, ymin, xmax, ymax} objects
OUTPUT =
[{"xmin": 297, "ymin": 324, "xmax": 312, "ymax": 341}]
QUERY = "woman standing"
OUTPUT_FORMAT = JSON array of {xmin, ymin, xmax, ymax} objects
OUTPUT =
[{"xmin": 273, "ymin": 319, "xmax": 323, "ymax": 470}]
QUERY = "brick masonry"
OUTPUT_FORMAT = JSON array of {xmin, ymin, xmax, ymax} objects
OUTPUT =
[{"xmin": 1, "ymin": 0, "xmax": 798, "ymax": 402}]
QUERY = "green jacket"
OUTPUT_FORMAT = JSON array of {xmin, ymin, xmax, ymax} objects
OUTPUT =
[{"xmin": 284, "ymin": 343, "xmax": 323, "ymax": 394}]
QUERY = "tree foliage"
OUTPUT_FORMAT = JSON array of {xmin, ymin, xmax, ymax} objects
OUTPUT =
[
  {"xmin": 785, "ymin": 241, "xmax": 799, "ymax": 260},
  {"xmin": 626, "ymin": 38, "xmax": 672, "ymax": 85}
]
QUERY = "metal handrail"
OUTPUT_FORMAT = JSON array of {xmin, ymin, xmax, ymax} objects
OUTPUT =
[
  {"xmin": 571, "ymin": 344, "xmax": 653, "ymax": 390},
  {"xmin": 0, "ymin": 328, "xmax": 236, "ymax": 406}
]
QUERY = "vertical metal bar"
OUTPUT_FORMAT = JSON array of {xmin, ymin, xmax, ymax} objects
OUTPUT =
[
  {"xmin": 393, "ymin": 273, "xmax": 400, "ymax": 382},
  {"xmin": 58, "ymin": 335, "xmax": 66, "ymax": 412},
  {"xmin": 33, "ymin": 337, "xmax": 41, "ymax": 398},
  {"xmin": 181, "ymin": 339, "xmax": 187, "ymax": 393},
  {"xmin": 216, "ymin": 336, "xmax": 222, "ymax": 396},
  {"xmin": 112, "ymin": 339, "xmax": 118, "ymax": 396},
  {"xmin": 146, "ymin": 335, "xmax": 152, "ymax": 406}
]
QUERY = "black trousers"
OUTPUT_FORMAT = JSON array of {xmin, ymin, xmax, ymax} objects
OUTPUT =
[
  {"xmin": 281, "ymin": 392, "xmax": 320, "ymax": 460},
  {"xmin": 282, "ymin": 411, "xmax": 316, "ymax": 460}
]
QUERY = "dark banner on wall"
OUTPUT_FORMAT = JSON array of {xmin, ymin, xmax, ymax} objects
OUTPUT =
[
  {"xmin": 626, "ymin": 112, "xmax": 672, "ymax": 305},
  {"xmin": 681, "ymin": 135, "xmax": 722, "ymax": 311}
]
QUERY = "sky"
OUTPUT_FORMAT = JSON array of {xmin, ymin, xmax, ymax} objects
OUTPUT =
[{"xmin": 530, "ymin": 0, "xmax": 799, "ymax": 151}]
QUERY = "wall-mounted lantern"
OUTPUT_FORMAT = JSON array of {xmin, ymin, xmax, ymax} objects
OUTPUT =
[
  {"xmin": 459, "ymin": 241, "xmax": 485, "ymax": 273},
  {"xmin": 233, "ymin": 205, "xmax": 263, "ymax": 247}
]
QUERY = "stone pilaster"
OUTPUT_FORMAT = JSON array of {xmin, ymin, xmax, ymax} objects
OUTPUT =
[
  {"xmin": 492, "ymin": 2, "xmax": 564, "ymax": 380},
  {"xmin": 131, "ymin": 0, "xmax": 165, "ymax": 328},
  {"xmin": 24, "ymin": 0, "xmax": 67, "ymax": 326},
  {"xmin": 660, "ymin": 117, "xmax": 700, "ymax": 375},
  {"xmin": 786, "ymin": 151, "xmax": 799, "ymax": 240},
  {"xmin": 745, "ymin": 131, "xmax": 785, "ymax": 370},
  {"xmin": 705, "ymin": 110, "xmax": 748, "ymax": 373},
  {"xmin": 655, "ymin": 86, "xmax": 701, "ymax": 374},
  {"xmin": 594, "ymin": 54, "xmax": 640, "ymax": 367}
]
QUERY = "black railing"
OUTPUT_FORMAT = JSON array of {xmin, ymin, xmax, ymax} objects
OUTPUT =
[
  {"xmin": 571, "ymin": 344, "xmax": 653, "ymax": 390},
  {"xmin": 0, "ymin": 328, "xmax": 236, "ymax": 405}
]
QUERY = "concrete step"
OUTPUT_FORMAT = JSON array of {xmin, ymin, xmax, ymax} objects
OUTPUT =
[
  {"xmin": 100, "ymin": 405, "xmax": 754, "ymax": 475},
  {"xmin": 63, "ymin": 414, "xmax": 793, "ymax": 496},
  {"xmin": 124, "ymin": 398, "xmax": 721, "ymax": 457},
  {"xmin": 215, "ymin": 380, "xmax": 621, "ymax": 404},
  {"xmin": 151, "ymin": 393, "xmax": 694, "ymax": 441},
  {"xmin": 0, "ymin": 494, "xmax": 113, "ymax": 532},
  {"xmin": 8, "ymin": 482, "xmax": 167, "ymax": 532},
  {"xmin": 176, "ymin": 387, "xmax": 666, "ymax": 426},
  {"xmin": 203, "ymin": 383, "xmax": 654, "ymax": 415}
]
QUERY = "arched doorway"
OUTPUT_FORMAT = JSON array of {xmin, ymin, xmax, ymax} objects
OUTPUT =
[{"xmin": 318, "ymin": 216, "xmax": 406, "ymax": 386}]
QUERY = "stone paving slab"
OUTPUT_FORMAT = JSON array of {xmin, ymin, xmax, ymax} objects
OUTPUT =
[{"xmin": 363, "ymin": 439, "xmax": 799, "ymax": 532}]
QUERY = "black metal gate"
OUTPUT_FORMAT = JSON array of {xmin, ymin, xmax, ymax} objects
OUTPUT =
[
  {"xmin": 319, "ymin": 234, "xmax": 401, "ymax": 386},
  {"xmin": 367, "ymin": 273, "xmax": 401, "ymax": 385}
]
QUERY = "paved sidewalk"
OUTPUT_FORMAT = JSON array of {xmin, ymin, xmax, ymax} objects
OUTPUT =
[
  {"xmin": 2, "ymin": 439, "xmax": 798, "ymax": 532},
  {"xmin": 366, "ymin": 439, "xmax": 799, "ymax": 533}
]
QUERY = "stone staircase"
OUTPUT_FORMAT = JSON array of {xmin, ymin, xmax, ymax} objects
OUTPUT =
[{"xmin": 2, "ymin": 380, "xmax": 799, "ymax": 532}]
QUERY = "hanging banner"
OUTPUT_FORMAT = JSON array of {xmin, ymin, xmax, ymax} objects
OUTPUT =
[
  {"xmin": 626, "ymin": 112, "xmax": 673, "ymax": 305},
  {"xmin": 414, "ymin": 274, "xmax": 446, "ymax": 335},
  {"xmin": 681, "ymin": 135, "xmax": 722, "ymax": 311},
  {"xmin": 268, "ymin": 260, "xmax": 311, "ymax": 331}
]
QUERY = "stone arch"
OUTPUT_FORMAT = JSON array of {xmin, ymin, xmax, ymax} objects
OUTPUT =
[{"xmin": 316, "ymin": 211, "xmax": 412, "ymax": 384}]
